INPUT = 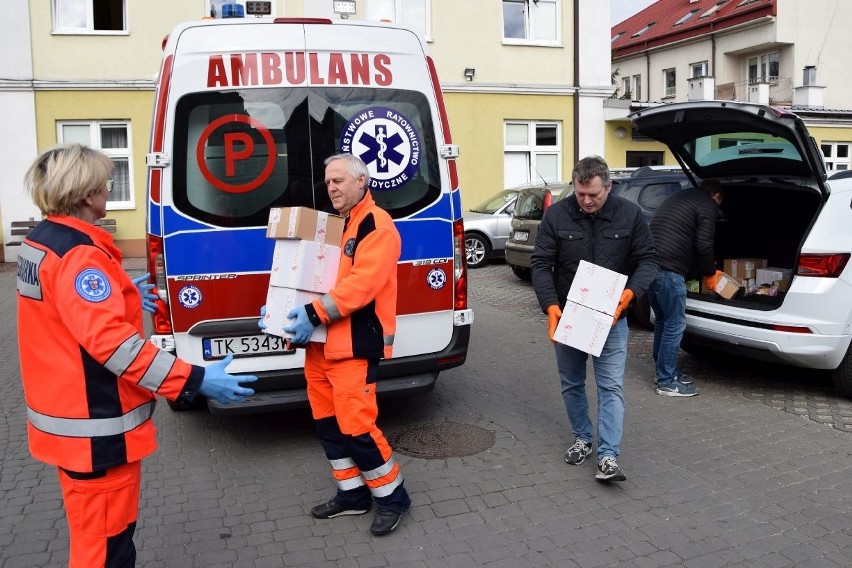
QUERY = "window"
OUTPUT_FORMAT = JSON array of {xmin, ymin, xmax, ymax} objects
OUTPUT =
[
  {"xmin": 664, "ymin": 68, "xmax": 676, "ymax": 97},
  {"xmin": 748, "ymin": 52, "xmax": 779, "ymax": 84},
  {"xmin": 632, "ymin": 22, "xmax": 655, "ymax": 38},
  {"xmin": 502, "ymin": 0, "xmax": 557, "ymax": 43},
  {"xmin": 674, "ymin": 10, "xmax": 698, "ymax": 25},
  {"xmin": 633, "ymin": 74, "xmax": 642, "ymax": 100},
  {"xmin": 821, "ymin": 142, "xmax": 851, "ymax": 171},
  {"xmin": 53, "ymin": 0, "xmax": 125, "ymax": 33},
  {"xmin": 58, "ymin": 121, "xmax": 134, "ymax": 209},
  {"xmin": 700, "ymin": 1, "xmax": 726, "ymax": 18},
  {"xmin": 366, "ymin": 0, "xmax": 430, "ymax": 39},
  {"xmin": 611, "ymin": 32, "xmax": 623, "ymax": 42},
  {"xmin": 622, "ymin": 77, "xmax": 632, "ymax": 99},
  {"xmin": 504, "ymin": 121, "xmax": 561, "ymax": 187},
  {"xmin": 691, "ymin": 61, "xmax": 708, "ymax": 78}
]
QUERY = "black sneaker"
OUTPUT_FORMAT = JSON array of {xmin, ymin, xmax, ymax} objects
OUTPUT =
[
  {"xmin": 369, "ymin": 509, "xmax": 404, "ymax": 536},
  {"xmin": 676, "ymin": 373, "xmax": 694, "ymax": 385},
  {"xmin": 564, "ymin": 439, "xmax": 593, "ymax": 465},
  {"xmin": 310, "ymin": 499, "xmax": 370, "ymax": 519},
  {"xmin": 595, "ymin": 457, "xmax": 627, "ymax": 482},
  {"xmin": 656, "ymin": 380, "xmax": 698, "ymax": 397}
]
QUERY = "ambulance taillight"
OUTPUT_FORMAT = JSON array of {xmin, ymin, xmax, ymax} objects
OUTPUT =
[{"xmin": 146, "ymin": 234, "xmax": 172, "ymax": 335}]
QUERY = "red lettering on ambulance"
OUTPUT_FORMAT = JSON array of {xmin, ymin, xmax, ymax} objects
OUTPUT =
[
  {"xmin": 231, "ymin": 53, "xmax": 258, "ymax": 86},
  {"xmin": 374, "ymin": 54, "xmax": 392, "ymax": 86},
  {"xmin": 223, "ymin": 132, "xmax": 254, "ymax": 176},
  {"xmin": 207, "ymin": 55, "xmax": 229, "ymax": 87},
  {"xmin": 284, "ymin": 52, "xmax": 305, "ymax": 84},
  {"xmin": 327, "ymin": 53, "xmax": 348, "ymax": 85},
  {"xmin": 308, "ymin": 53, "xmax": 324, "ymax": 85},
  {"xmin": 350, "ymin": 53, "xmax": 369, "ymax": 85},
  {"xmin": 261, "ymin": 52, "xmax": 283, "ymax": 85}
]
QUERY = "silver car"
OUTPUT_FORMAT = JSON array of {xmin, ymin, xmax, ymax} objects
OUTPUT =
[{"xmin": 463, "ymin": 188, "xmax": 520, "ymax": 268}]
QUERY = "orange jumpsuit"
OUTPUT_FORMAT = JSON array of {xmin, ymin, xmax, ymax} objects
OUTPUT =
[
  {"xmin": 303, "ymin": 192, "xmax": 410, "ymax": 513},
  {"xmin": 17, "ymin": 216, "xmax": 204, "ymax": 567}
]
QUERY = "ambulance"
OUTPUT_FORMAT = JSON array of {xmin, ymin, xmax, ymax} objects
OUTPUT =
[{"xmin": 145, "ymin": 14, "xmax": 473, "ymax": 414}]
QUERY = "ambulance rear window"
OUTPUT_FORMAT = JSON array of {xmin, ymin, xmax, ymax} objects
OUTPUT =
[{"xmin": 172, "ymin": 87, "xmax": 441, "ymax": 227}]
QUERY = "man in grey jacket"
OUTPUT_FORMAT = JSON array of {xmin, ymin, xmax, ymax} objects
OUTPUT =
[
  {"xmin": 532, "ymin": 156, "xmax": 658, "ymax": 482},
  {"xmin": 647, "ymin": 179, "xmax": 724, "ymax": 397}
]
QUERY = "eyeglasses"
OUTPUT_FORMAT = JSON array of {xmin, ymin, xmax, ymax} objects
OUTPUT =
[{"xmin": 106, "ymin": 179, "xmax": 113, "ymax": 193}]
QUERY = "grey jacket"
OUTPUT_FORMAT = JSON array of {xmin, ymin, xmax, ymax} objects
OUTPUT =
[
  {"xmin": 649, "ymin": 187, "xmax": 719, "ymax": 279},
  {"xmin": 531, "ymin": 193, "xmax": 658, "ymax": 316}
]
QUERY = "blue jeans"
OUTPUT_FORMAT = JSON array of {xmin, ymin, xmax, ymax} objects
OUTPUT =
[
  {"xmin": 647, "ymin": 270, "xmax": 687, "ymax": 386},
  {"xmin": 554, "ymin": 317, "xmax": 628, "ymax": 460}
]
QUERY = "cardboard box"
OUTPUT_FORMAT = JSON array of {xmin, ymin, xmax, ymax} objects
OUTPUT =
[
  {"xmin": 723, "ymin": 258, "xmax": 767, "ymax": 281},
  {"xmin": 566, "ymin": 260, "xmax": 628, "ymax": 316},
  {"xmin": 269, "ymin": 239, "xmax": 340, "ymax": 292},
  {"xmin": 714, "ymin": 272, "xmax": 741, "ymax": 299},
  {"xmin": 267, "ymin": 207, "xmax": 344, "ymax": 244},
  {"xmin": 755, "ymin": 267, "xmax": 792, "ymax": 291},
  {"xmin": 552, "ymin": 301, "xmax": 614, "ymax": 357},
  {"xmin": 263, "ymin": 287, "xmax": 327, "ymax": 343}
]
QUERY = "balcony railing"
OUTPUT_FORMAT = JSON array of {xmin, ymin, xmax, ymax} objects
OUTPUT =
[{"xmin": 715, "ymin": 77, "xmax": 793, "ymax": 106}]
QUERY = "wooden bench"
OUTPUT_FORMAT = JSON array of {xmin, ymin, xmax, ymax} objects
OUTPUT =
[{"xmin": 7, "ymin": 217, "xmax": 116, "ymax": 247}]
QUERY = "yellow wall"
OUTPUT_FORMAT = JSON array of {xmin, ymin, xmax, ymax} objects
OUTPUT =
[
  {"xmin": 444, "ymin": 91, "xmax": 574, "ymax": 207},
  {"xmin": 34, "ymin": 90, "xmax": 153, "ymax": 256},
  {"xmin": 604, "ymin": 122, "xmax": 676, "ymax": 168}
]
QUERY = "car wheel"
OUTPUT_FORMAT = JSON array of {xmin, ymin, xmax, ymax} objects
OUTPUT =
[
  {"xmin": 511, "ymin": 266, "xmax": 531, "ymax": 281},
  {"xmin": 830, "ymin": 342, "xmax": 852, "ymax": 397},
  {"xmin": 465, "ymin": 233, "xmax": 491, "ymax": 269},
  {"xmin": 628, "ymin": 296, "xmax": 653, "ymax": 329}
]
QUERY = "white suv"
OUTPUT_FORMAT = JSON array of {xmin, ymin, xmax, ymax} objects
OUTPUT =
[{"xmin": 632, "ymin": 101, "xmax": 852, "ymax": 396}]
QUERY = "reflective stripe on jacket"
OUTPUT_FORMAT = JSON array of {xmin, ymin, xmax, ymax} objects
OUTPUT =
[
  {"xmin": 16, "ymin": 216, "xmax": 204, "ymax": 472},
  {"xmin": 309, "ymin": 192, "xmax": 400, "ymax": 360}
]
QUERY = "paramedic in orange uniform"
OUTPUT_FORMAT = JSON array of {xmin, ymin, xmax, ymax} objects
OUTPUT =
[
  {"xmin": 284, "ymin": 153, "xmax": 411, "ymax": 536},
  {"xmin": 16, "ymin": 143, "xmax": 258, "ymax": 568}
]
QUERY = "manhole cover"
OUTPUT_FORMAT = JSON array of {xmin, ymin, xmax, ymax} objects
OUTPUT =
[{"xmin": 388, "ymin": 422, "xmax": 496, "ymax": 459}]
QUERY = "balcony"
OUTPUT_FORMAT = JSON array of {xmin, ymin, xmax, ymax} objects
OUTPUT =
[{"xmin": 715, "ymin": 77, "xmax": 793, "ymax": 106}]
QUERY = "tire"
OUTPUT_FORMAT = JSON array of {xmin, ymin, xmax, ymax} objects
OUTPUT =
[
  {"xmin": 628, "ymin": 296, "xmax": 653, "ymax": 329},
  {"xmin": 830, "ymin": 342, "xmax": 852, "ymax": 398},
  {"xmin": 511, "ymin": 266, "xmax": 531, "ymax": 281},
  {"xmin": 465, "ymin": 233, "xmax": 491, "ymax": 269}
]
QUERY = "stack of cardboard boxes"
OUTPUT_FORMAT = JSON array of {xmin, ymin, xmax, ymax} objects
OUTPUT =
[
  {"xmin": 699, "ymin": 258, "xmax": 792, "ymax": 299},
  {"xmin": 261, "ymin": 207, "xmax": 345, "ymax": 342}
]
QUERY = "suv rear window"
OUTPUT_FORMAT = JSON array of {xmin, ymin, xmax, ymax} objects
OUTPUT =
[
  {"xmin": 172, "ymin": 87, "xmax": 442, "ymax": 227},
  {"xmin": 513, "ymin": 189, "xmax": 548, "ymax": 220}
]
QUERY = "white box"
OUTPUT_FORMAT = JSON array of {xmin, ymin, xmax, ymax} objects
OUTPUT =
[
  {"xmin": 552, "ymin": 301, "xmax": 613, "ymax": 357},
  {"xmin": 269, "ymin": 239, "xmax": 340, "ymax": 292},
  {"xmin": 755, "ymin": 267, "xmax": 792, "ymax": 287},
  {"xmin": 263, "ymin": 287, "xmax": 327, "ymax": 343},
  {"xmin": 566, "ymin": 260, "xmax": 628, "ymax": 316}
]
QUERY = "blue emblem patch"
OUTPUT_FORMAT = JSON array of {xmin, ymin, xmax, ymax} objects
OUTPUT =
[
  {"xmin": 344, "ymin": 238, "xmax": 357, "ymax": 258},
  {"xmin": 178, "ymin": 285, "xmax": 202, "ymax": 309},
  {"xmin": 427, "ymin": 268, "xmax": 447, "ymax": 290},
  {"xmin": 339, "ymin": 106, "xmax": 420, "ymax": 192},
  {"xmin": 75, "ymin": 268, "xmax": 111, "ymax": 302}
]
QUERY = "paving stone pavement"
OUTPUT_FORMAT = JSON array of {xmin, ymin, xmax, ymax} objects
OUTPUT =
[{"xmin": 1, "ymin": 259, "xmax": 851, "ymax": 567}]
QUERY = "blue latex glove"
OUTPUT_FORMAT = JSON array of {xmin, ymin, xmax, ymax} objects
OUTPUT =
[
  {"xmin": 131, "ymin": 272, "xmax": 158, "ymax": 314},
  {"xmin": 258, "ymin": 305, "xmax": 266, "ymax": 330},
  {"xmin": 198, "ymin": 354, "xmax": 258, "ymax": 404},
  {"xmin": 284, "ymin": 305, "xmax": 315, "ymax": 345}
]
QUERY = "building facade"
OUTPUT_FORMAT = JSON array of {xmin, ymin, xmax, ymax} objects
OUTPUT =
[{"xmin": 0, "ymin": 0, "xmax": 612, "ymax": 260}]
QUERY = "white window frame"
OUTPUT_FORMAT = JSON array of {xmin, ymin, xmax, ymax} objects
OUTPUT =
[
  {"xmin": 633, "ymin": 74, "xmax": 642, "ymax": 100},
  {"xmin": 821, "ymin": 142, "xmax": 851, "ymax": 171},
  {"xmin": 691, "ymin": 60, "xmax": 708, "ymax": 78},
  {"xmin": 365, "ymin": 0, "xmax": 431, "ymax": 40},
  {"xmin": 622, "ymin": 77, "xmax": 632, "ymax": 99},
  {"xmin": 206, "ymin": 0, "xmax": 277, "ymax": 18},
  {"xmin": 52, "ymin": 0, "xmax": 127, "ymax": 34},
  {"xmin": 502, "ymin": 0, "xmax": 560, "ymax": 46},
  {"xmin": 674, "ymin": 10, "xmax": 698, "ymax": 25},
  {"xmin": 663, "ymin": 68, "xmax": 676, "ymax": 97},
  {"xmin": 747, "ymin": 52, "xmax": 780, "ymax": 84},
  {"xmin": 504, "ymin": 121, "xmax": 562, "ymax": 186},
  {"xmin": 57, "ymin": 120, "xmax": 135, "ymax": 211}
]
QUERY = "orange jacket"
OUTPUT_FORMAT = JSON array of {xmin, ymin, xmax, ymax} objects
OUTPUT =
[
  {"xmin": 16, "ymin": 216, "xmax": 204, "ymax": 472},
  {"xmin": 307, "ymin": 192, "xmax": 400, "ymax": 360}
]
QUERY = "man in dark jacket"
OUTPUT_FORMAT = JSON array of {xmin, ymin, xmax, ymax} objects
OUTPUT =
[
  {"xmin": 532, "ymin": 156, "xmax": 658, "ymax": 482},
  {"xmin": 647, "ymin": 179, "xmax": 724, "ymax": 396}
]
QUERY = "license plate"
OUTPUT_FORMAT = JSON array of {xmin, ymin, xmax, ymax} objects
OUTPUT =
[
  {"xmin": 513, "ymin": 231, "xmax": 529, "ymax": 242},
  {"xmin": 202, "ymin": 334, "xmax": 293, "ymax": 360}
]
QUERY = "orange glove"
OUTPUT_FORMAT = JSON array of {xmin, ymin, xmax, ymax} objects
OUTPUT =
[
  {"xmin": 546, "ymin": 305, "xmax": 563, "ymax": 343},
  {"xmin": 612, "ymin": 289, "xmax": 634, "ymax": 326},
  {"xmin": 702, "ymin": 270, "xmax": 723, "ymax": 293}
]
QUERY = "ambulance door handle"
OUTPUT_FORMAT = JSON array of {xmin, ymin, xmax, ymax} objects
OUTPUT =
[
  {"xmin": 146, "ymin": 153, "xmax": 171, "ymax": 168},
  {"xmin": 439, "ymin": 144, "xmax": 459, "ymax": 159}
]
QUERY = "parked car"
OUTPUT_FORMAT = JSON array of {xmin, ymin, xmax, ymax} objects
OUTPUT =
[
  {"xmin": 631, "ymin": 100, "xmax": 852, "ymax": 397},
  {"xmin": 463, "ymin": 188, "xmax": 521, "ymax": 268},
  {"xmin": 502, "ymin": 182, "xmax": 573, "ymax": 280}
]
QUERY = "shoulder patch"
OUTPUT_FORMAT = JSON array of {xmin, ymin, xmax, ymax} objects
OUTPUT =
[
  {"xmin": 75, "ymin": 268, "xmax": 111, "ymax": 302},
  {"xmin": 17, "ymin": 243, "xmax": 46, "ymax": 300}
]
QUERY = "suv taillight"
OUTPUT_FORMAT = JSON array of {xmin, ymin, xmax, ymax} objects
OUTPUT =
[
  {"xmin": 542, "ymin": 191, "xmax": 552, "ymax": 212},
  {"xmin": 797, "ymin": 253, "xmax": 850, "ymax": 277}
]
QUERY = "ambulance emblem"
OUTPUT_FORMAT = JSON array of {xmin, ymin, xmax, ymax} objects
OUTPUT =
[
  {"xmin": 339, "ymin": 106, "xmax": 420, "ymax": 191},
  {"xmin": 426, "ymin": 268, "xmax": 447, "ymax": 290},
  {"xmin": 75, "ymin": 268, "xmax": 111, "ymax": 302},
  {"xmin": 178, "ymin": 285, "xmax": 202, "ymax": 309}
]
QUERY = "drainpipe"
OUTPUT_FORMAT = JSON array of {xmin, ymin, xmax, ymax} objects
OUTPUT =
[{"xmin": 573, "ymin": 0, "xmax": 580, "ymax": 163}]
